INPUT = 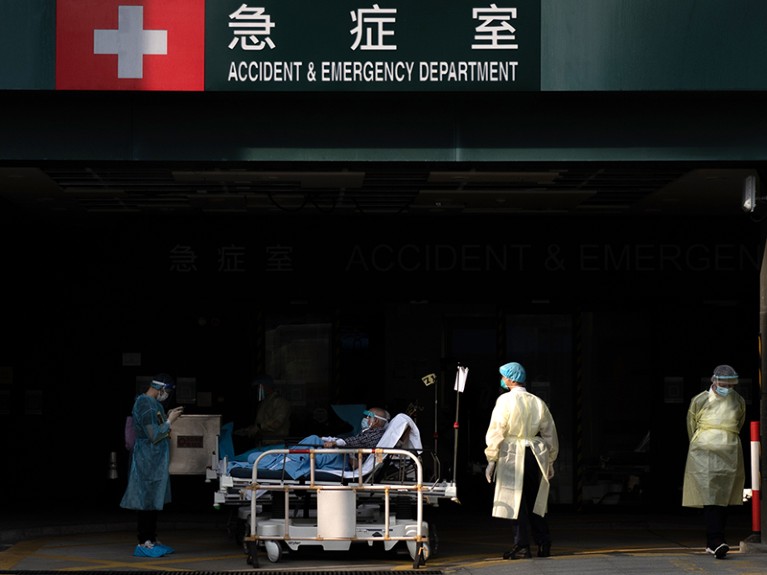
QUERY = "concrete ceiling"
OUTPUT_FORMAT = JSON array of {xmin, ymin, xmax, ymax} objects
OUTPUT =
[{"xmin": 0, "ymin": 164, "xmax": 756, "ymax": 218}]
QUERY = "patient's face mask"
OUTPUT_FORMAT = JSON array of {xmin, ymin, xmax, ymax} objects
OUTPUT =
[{"xmin": 360, "ymin": 417, "xmax": 370, "ymax": 430}]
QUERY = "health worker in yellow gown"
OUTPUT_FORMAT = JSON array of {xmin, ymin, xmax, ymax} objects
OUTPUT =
[{"xmin": 682, "ymin": 364, "xmax": 746, "ymax": 560}]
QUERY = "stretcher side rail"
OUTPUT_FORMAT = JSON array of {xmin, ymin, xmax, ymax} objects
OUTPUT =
[{"xmin": 213, "ymin": 450, "xmax": 452, "ymax": 509}]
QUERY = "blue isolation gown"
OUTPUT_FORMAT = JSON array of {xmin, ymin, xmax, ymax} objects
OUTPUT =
[{"xmin": 120, "ymin": 394, "xmax": 172, "ymax": 510}]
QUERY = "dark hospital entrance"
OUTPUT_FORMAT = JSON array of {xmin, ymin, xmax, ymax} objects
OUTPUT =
[
  {"xmin": 222, "ymin": 300, "xmax": 758, "ymax": 516},
  {"xmin": 2, "ymin": 209, "xmax": 757, "ymax": 521},
  {"xmin": 2, "ymin": 2, "xmax": 767, "ymax": 555}
]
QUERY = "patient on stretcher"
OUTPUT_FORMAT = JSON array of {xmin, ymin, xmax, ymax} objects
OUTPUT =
[{"xmin": 227, "ymin": 413, "xmax": 421, "ymax": 480}]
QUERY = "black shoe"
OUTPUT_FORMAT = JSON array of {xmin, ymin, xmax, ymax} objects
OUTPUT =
[
  {"xmin": 537, "ymin": 543, "xmax": 551, "ymax": 557},
  {"xmin": 503, "ymin": 544, "xmax": 532, "ymax": 560}
]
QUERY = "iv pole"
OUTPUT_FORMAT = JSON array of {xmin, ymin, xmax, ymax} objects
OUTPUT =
[
  {"xmin": 421, "ymin": 372, "xmax": 439, "ymax": 480},
  {"xmin": 434, "ymin": 378, "xmax": 439, "ymax": 455},
  {"xmin": 453, "ymin": 363, "xmax": 468, "ymax": 488}
]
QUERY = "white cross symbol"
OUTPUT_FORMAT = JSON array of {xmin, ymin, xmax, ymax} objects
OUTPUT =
[{"xmin": 93, "ymin": 5, "xmax": 168, "ymax": 79}]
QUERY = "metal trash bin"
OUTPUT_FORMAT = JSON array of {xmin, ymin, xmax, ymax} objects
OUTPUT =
[{"xmin": 169, "ymin": 414, "xmax": 221, "ymax": 475}]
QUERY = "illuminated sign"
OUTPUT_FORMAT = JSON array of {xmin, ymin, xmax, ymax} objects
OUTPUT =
[
  {"xmin": 205, "ymin": 0, "xmax": 541, "ymax": 91},
  {"xmin": 56, "ymin": 0, "xmax": 205, "ymax": 91},
  {"xmin": 4, "ymin": 1, "xmax": 764, "ymax": 92},
  {"xmin": 53, "ymin": 0, "xmax": 540, "ymax": 92}
]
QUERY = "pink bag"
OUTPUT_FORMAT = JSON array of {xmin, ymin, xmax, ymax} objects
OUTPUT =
[{"xmin": 124, "ymin": 416, "xmax": 136, "ymax": 451}]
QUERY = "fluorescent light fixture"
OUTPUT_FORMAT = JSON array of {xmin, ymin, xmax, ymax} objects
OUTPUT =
[{"xmin": 743, "ymin": 174, "xmax": 757, "ymax": 212}]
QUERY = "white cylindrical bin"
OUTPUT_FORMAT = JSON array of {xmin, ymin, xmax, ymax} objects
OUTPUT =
[{"xmin": 317, "ymin": 490, "xmax": 356, "ymax": 538}]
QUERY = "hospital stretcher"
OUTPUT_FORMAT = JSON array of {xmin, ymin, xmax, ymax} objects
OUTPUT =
[{"xmin": 209, "ymin": 416, "xmax": 457, "ymax": 568}]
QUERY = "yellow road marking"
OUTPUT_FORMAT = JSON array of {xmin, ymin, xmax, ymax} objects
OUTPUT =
[
  {"xmin": 0, "ymin": 540, "xmax": 47, "ymax": 569},
  {"xmin": 25, "ymin": 551, "xmax": 247, "ymax": 572}
]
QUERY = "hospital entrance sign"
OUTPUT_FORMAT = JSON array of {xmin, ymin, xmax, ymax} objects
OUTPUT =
[
  {"xmin": 51, "ymin": 0, "xmax": 541, "ymax": 92},
  {"xmin": 205, "ymin": 0, "xmax": 541, "ymax": 91},
  {"xmin": 6, "ymin": 1, "xmax": 767, "ymax": 92}
]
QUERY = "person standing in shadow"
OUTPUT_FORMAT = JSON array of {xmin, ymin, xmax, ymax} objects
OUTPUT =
[
  {"xmin": 484, "ymin": 362, "xmax": 559, "ymax": 560},
  {"xmin": 682, "ymin": 364, "xmax": 746, "ymax": 560},
  {"xmin": 234, "ymin": 374, "xmax": 292, "ymax": 447},
  {"xmin": 120, "ymin": 373, "xmax": 184, "ymax": 558}
]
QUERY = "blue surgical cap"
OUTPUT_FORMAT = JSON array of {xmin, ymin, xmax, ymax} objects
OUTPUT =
[{"xmin": 499, "ymin": 362, "xmax": 526, "ymax": 384}]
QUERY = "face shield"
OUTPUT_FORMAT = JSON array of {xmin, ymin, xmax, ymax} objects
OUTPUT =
[
  {"xmin": 151, "ymin": 379, "xmax": 175, "ymax": 403},
  {"xmin": 711, "ymin": 364, "xmax": 738, "ymax": 397},
  {"xmin": 711, "ymin": 365, "xmax": 738, "ymax": 388},
  {"xmin": 362, "ymin": 410, "xmax": 388, "ymax": 427}
]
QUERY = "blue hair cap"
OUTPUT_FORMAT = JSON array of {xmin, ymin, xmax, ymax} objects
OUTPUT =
[{"xmin": 499, "ymin": 362, "xmax": 526, "ymax": 384}]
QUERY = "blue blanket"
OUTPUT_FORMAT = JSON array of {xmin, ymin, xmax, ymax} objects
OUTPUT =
[
  {"xmin": 224, "ymin": 413, "xmax": 422, "ymax": 480},
  {"xmin": 227, "ymin": 435, "xmax": 350, "ymax": 479}
]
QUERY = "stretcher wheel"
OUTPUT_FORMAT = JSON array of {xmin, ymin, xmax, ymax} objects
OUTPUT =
[
  {"xmin": 245, "ymin": 541, "xmax": 259, "ymax": 567},
  {"xmin": 406, "ymin": 524, "xmax": 435, "ymax": 565},
  {"xmin": 240, "ymin": 521, "xmax": 251, "ymax": 555},
  {"xmin": 234, "ymin": 518, "xmax": 247, "ymax": 547},
  {"xmin": 265, "ymin": 540, "xmax": 282, "ymax": 563},
  {"xmin": 412, "ymin": 543, "xmax": 425, "ymax": 568},
  {"xmin": 428, "ymin": 523, "xmax": 439, "ymax": 558},
  {"xmin": 407, "ymin": 539, "xmax": 429, "ymax": 566}
]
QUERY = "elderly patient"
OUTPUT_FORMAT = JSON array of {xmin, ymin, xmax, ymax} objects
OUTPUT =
[
  {"xmin": 321, "ymin": 407, "xmax": 390, "ymax": 447},
  {"xmin": 251, "ymin": 409, "xmax": 421, "ymax": 479}
]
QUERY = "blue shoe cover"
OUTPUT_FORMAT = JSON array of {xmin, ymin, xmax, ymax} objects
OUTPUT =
[
  {"xmin": 134, "ymin": 544, "xmax": 167, "ymax": 558},
  {"xmin": 155, "ymin": 543, "xmax": 175, "ymax": 554}
]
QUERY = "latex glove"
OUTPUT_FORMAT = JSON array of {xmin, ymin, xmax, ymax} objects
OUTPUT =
[
  {"xmin": 547, "ymin": 463, "xmax": 555, "ymax": 480},
  {"xmin": 485, "ymin": 461, "xmax": 496, "ymax": 483},
  {"xmin": 168, "ymin": 406, "xmax": 184, "ymax": 424}
]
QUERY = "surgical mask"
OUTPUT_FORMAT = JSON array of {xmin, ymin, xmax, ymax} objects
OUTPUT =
[
  {"xmin": 500, "ymin": 378, "xmax": 509, "ymax": 391},
  {"xmin": 157, "ymin": 390, "xmax": 169, "ymax": 402},
  {"xmin": 714, "ymin": 385, "xmax": 731, "ymax": 398},
  {"xmin": 360, "ymin": 417, "xmax": 370, "ymax": 430}
]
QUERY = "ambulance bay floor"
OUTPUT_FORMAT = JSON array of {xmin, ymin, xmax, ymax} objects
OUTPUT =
[{"xmin": 2, "ymin": 498, "xmax": 767, "ymax": 575}]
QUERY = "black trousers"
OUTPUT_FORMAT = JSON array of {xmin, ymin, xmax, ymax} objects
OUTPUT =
[
  {"xmin": 704, "ymin": 505, "xmax": 728, "ymax": 549},
  {"xmin": 137, "ymin": 510, "xmax": 159, "ymax": 544},
  {"xmin": 514, "ymin": 447, "xmax": 551, "ymax": 547}
]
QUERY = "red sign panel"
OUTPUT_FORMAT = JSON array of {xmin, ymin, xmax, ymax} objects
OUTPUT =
[{"xmin": 56, "ymin": 0, "xmax": 205, "ymax": 91}]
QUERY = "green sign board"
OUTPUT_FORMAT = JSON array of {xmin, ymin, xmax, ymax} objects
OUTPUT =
[
  {"xmin": 205, "ymin": 0, "xmax": 541, "ymax": 91},
  {"xmin": 1, "ymin": 1, "xmax": 766, "ymax": 92}
]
